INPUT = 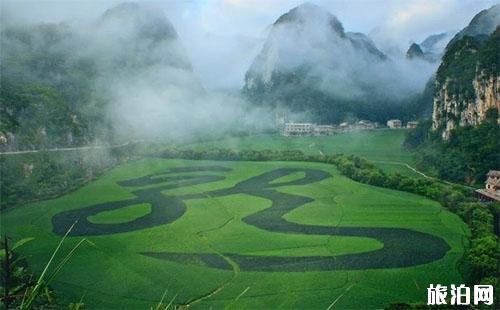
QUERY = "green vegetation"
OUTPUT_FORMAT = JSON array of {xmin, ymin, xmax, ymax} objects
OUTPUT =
[
  {"xmin": 156, "ymin": 147, "xmax": 468, "ymax": 207},
  {"xmin": 405, "ymin": 109, "xmax": 499, "ymax": 184},
  {"xmin": 385, "ymin": 202, "xmax": 499, "ymax": 310},
  {"xmin": 0, "ymin": 24, "xmax": 112, "ymax": 151},
  {"xmin": 182, "ymin": 130, "xmax": 421, "ymax": 177},
  {"xmin": 0, "ymin": 144, "xmax": 139, "ymax": 209},
  {"xmin": 0, "ymin": 129, "xmax": 424, "ymax": 211},
  {"xmin": 455, "ymin": 202, "xmax": 499, "ymax": 286},
  {"xmin": 436, "ymin": 26, "xmax": 499, "ymax": 100},
  {"xmin": 1, "ymin": 157, "xmax": 468, "ymax": 308},
  {"xmin": 1, "ymin": 231, "xmax": 87, "ymax": 309},
  {"xmin": 1, "ymin": 3, "xmax": 497, "ymax": 309},
  {"xmin": 157, "ymin": 148, "xmax": 497, "ymax": 296},
  {"xmin": 2, "ymin": 130, "xmax": 496, "ymax": 308}
]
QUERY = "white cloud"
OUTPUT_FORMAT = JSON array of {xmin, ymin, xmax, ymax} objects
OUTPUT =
[{"xmin": 2, "ymin": 0, "xmax": 498, "ymax": 90}]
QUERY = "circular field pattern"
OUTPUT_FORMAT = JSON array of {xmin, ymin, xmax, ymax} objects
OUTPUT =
[{"xmin": 52, "ymin": 165, "xmax": 450, "ymax": 272}]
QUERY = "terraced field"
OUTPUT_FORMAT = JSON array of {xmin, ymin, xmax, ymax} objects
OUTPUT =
[{"xmin": 1, "ymin": 158, "xmax": 468, "ymax": 309}]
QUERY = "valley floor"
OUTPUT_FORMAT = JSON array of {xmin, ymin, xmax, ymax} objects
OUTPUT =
[
  {"xmin": 1, "ymin": 158, "xmax": 467, "ymax": 309},
  {"xmin": 181, "ymin": 129, "xmax": 422, "ymax": 178}
]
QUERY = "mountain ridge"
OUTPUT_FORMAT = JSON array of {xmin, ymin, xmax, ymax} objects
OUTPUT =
[
  {"xmin": 243, "ymin": 2, "xmax": 433, "ymax": 124},
  {"xmin": 431, "ymin": 4, "xmax": 500, "ymax": 139}
]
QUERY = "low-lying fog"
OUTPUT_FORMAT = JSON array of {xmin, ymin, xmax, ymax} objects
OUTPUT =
[{"xmin": 1, "ymin": 0, "xmax": 497, "ymax": 142}]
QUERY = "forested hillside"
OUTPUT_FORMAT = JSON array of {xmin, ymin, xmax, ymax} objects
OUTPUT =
[
  {"xmin": 406, "ymin": 109, "xmax": 499, "ymax": 184},
  {"xmin": 0, "ymin": 24, "xmax": 112, "ymax": 151},
  {"xmin": 0, "ymin": 2, "xmax": 201, "ymax": 152}
]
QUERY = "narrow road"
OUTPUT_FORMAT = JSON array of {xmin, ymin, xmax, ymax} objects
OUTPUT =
[
  {"xmin": 0, "ymin": 142, "xmax": 131, "ymax": 155},
  {"xmin": 372, "ymin": 160, "xmax": 433, "ymax": 179}
]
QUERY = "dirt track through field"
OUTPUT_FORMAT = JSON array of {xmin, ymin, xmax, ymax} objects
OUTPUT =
[{"xmin": 52, "ymin": 165, "xmax": 450, "ymax": 271}]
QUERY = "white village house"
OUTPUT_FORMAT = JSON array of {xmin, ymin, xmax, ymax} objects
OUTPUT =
[
  {"xmin": 387, "ymin": 119, "xmax": 402, "ymax": 128},
  {"xmin": 282, "ymin": 123, "xmax": 335, "ymax": 136},
  {"xmin": 407, "ymin": 121, "xmax": 419, "ymax": 129}
]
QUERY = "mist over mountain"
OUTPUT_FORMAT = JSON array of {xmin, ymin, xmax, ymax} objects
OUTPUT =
[
  {"xmin": 405, "ymin": 5, "xmax": 499, "ymax": 187},
  {"xmin": 1, "ymin": 1, "xmax": 497, "ymax": 151},
  {"xmin": 401, "ymin": 4, "xmax": 500, "ymax": 131},
  {"xmin": 406, "ymin": 43, "xmax": 425, "ymax": 59},
  {"xmin": 405, "ymin": 32, "xmax": 454, "ymax": 63},
  {"xmin": 420, "ymin": 32, "xmax": 452, "ymax": 54},
  {"xmin": 0, "ymin": 22, "xmax": 108, "ymax": 149},
  {"xmin": 88, "ymin": 2, "xmax": 208, "ymax": 139},
  {"xmin": 446, "ymin": 4, "xmax": 500, "ymax": 48},
  {"xmin": 0, "ymin": 2, "xmax": 270, "ymax": 151},
  {"xmin": 243, "ymin": 2, "xmax": 437, "ymax": 124}
]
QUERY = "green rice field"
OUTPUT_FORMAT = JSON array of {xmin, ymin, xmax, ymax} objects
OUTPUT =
[
  {"xmin": 1, "ymin": 158, "xmax": 468, "ymax": 309},
  {"xmin": 182, "ymin": 129, "xmax": 421, "ymax": 177}
]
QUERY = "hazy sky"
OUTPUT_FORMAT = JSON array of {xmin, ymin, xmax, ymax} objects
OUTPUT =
[{"xmin": 2, "ymin": 0, "xmax": 498, "ymax": 90}]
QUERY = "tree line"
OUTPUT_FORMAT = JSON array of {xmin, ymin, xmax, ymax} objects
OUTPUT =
[{"xmin": 405, "ymin": 109, "xmax": 500, "ymax": 185}]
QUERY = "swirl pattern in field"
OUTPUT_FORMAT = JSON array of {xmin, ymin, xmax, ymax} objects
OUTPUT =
[{"xmin": 52, "ymin": 165, "xmax": 450, "ymax": 271}]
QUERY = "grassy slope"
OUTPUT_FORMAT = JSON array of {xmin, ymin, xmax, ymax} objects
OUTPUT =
[
  {"xmin": 1, "ymin": 158, "xmax": 467, "ymax": 309},
  {"xmin": 182, "ymin": 129, "xmax": 421, "ymax": 177}
]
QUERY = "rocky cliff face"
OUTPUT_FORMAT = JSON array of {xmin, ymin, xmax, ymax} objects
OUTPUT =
[
  {"xmin": 432, "ymin": 69, "xmax": 499, "ymax": 139},
  {"xmin": 431, "ymin": 5, "xmax": 499, "ymax": 139}
]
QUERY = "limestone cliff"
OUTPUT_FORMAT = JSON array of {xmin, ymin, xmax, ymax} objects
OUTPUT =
[
  {"xmin": 432, "ymin": 69, "xmax": 499, "ymax": 139},
  {"xmin": 432, "ymin": 11, "xmax": 499, "ymax": 139}
]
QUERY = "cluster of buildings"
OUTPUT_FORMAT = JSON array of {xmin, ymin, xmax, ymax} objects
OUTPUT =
[
  {"xmin": 282, "ymin": 123, "xmax": 333, "ymax": 136},
  {"xmin": 279, "ymin": 119, "xmax": 419, "ymax": 136},
  {"xmin": 275, "ymin": 112, "xmax": 419, "ymax": 137},
  {"xmin": 281, "ymin": 120, "xmax": 381, "ymax": 136},
  {"xmin": 386, "ymin": 119, "xmax": 419, "ymax": 129},
  {"xmin": 476, "ymin": 170, "xmax": 500, "ymax": 202},
  {"xmin": 276, "ymin": 112, "xmax": 499, "ymax": 204}
]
